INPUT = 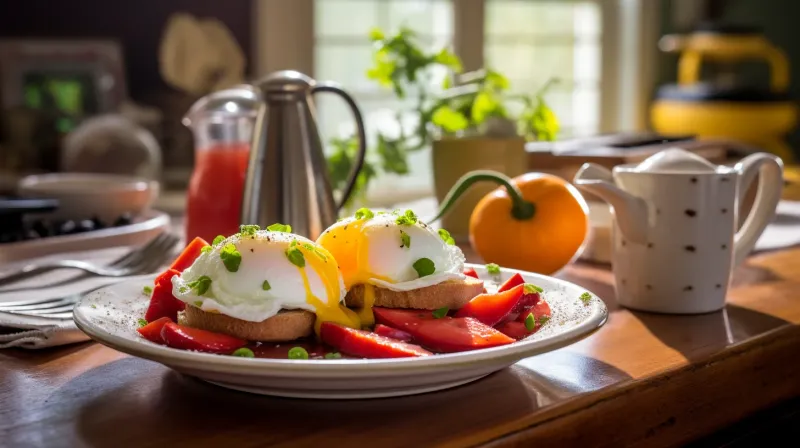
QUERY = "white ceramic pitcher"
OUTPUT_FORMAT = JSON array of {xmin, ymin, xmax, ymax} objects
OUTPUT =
[{"xmin": 574, "ymin": 148, "xmax": 783, "ymax": 314}]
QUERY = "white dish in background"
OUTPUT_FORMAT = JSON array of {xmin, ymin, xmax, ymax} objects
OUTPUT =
[
  {"xmin": 18, "ymin": 173, "xmax": 159, "ymax": 222},
  {"xmin": 74, "ymin": 264, "xmax": 608, "ymax": 400},
  {"xmin": 0, "ymin": 210, "xmax": 170, "ymax": 264}
]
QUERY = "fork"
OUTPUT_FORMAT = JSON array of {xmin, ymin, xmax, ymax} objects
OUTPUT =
[
  {"xmin": 0, "ymin": 233, "xmax": 179, "ymax": 316},
  {"xmin": 0, "ymin": 283, "xmax": 111, "ymax": 318},
  {"xmin": 0, "ymin": 232, "xmax": 179, "ymax": 288}
]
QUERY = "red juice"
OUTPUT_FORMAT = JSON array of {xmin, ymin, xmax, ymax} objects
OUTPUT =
[{"xmin": 185, "ymin": 143, "xmax": 250, "ymax": 242}]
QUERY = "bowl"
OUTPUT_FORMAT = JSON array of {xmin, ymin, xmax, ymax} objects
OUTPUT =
[{"xmin": 18, "ymin": 173, "xmax": 159, "ymax": 222}]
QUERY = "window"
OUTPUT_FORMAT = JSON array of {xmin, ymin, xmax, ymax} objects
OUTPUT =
[
  {"xmin": 484, "ymin": 0, "xmax": 601, "ymax": 138},
  {"xmin": 314, "ymin": 0, "xmax": 453, "ymax": 203},
  {"xmin": 256, "ymin": 0, "xmax": 656, "ymax": 204}
]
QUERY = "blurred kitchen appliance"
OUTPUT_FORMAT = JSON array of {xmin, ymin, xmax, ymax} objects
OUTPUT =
[
  {"xmin": 651, "ymin": 23, "xmax": 797, "ymax": 163},
  {"xmin": 0, "ymin": 39, "xmax": 127, "ymax": 172}
]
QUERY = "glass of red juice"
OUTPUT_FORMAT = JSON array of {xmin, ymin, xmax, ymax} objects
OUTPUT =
[{"xmin": 183, "ymin": 87, "xmax": 259, "ymax": 242}]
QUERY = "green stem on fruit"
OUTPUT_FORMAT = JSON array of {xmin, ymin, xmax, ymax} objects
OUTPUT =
[{"xmin": 428, "ymin": 170, "xmax": 536, "ymax": 224}]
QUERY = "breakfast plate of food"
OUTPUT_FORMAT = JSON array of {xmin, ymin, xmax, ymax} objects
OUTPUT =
[{"xmin": 74, "ymin": 209, "xmax": 607, "ymax": 399}]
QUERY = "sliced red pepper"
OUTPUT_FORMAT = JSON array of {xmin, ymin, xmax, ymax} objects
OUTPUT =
[
  {"xmin": 373, "ymin": 308, "xmax": 515, "ymax": 353},
  {"xmin": 169, "ymin": 236, "xmax": 209, "ymax": 272},
  {"xmin": 504, "ymin": 290, "xmax": 541, "ymax": 323},
  {"xmin": 144, "ymin": 270, "xmax": 185, "ymax": 322},
  {"xmin": 517, "ymin": 297, "xmax": 552, "ymax": 323},
  {"xmin": 499, "ymin": 298, "xmax": 553, "ymax": 340},
  {"xmin": 160, "ymin": 322, "xmax": 246, "ymax": 354},
  {"xmin": 373, "ymin": 324, "xmax": 414, "ymax": 342},
  {"xmin": 463, "ymin": 267, "xmax": 479, "ymax": 279},
  {"xmin": 154, "ymin": 268, "xmax": 180, "ymax": 288},
  {"xmin": 495, "ymin": 321, "xmax": 534, "ymax": 340},
  {"xmin": 320, "ymin": 322, "xmax": 431, "ymax": 358},
  {"xmin": 497, "ymin": 272, "xmax": 524, "ymax": 293},
  {"xmin": 136, "ymin": 316, "xmax": 172, "ymax": 344},
  {"xmin": 454, "ymin": 284, "xmax": 525, "ymax": 326}
]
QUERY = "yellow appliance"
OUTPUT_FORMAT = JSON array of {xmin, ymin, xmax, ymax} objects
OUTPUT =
[{"xmin": 652, "ymin": 24, "xmax": 797, "ymax": 163}]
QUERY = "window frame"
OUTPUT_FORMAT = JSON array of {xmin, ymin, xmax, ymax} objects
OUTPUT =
[
  {"xmin": 250, "ymin": 0, "xmax": 659, "ymax": 203},
  {"xmin": 252, "ymin": 0, "xmax": 659, "ymax": 134}
]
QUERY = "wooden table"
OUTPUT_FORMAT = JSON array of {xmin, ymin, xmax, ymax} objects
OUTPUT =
[{"xmin": 2, "ymin": 247, "xmax": 800, "ymax": 447}]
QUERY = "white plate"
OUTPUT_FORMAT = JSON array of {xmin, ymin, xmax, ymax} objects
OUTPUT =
[
  {"xmin": 74, "ymin": 265, "xmax": 608, "ymax": 399},
  {"xmin": 0, "ymin": 210, "xmax": 170, "ymax": 264}
]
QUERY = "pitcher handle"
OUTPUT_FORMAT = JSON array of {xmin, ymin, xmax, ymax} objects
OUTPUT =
[
  {"xmin": 732, "ymin": 153, "xmax": 784, "ymax": 267},
  {"xmin": 312, "ymin": 83, "xmax": 368, "ymax": 211}
]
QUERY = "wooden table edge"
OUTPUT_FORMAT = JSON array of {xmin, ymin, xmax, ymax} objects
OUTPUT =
[{"xmin": 453, "ymin": 323, "xmax": 800, "ymax": 447}]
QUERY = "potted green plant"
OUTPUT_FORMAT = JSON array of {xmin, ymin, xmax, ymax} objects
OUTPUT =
[{"xmin": 327, "ymin": 27, "xmax": 559, "ymax": 232}]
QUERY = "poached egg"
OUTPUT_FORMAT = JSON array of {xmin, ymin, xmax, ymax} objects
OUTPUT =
[
  {"xmin": 172, "ymin": 227, "xmax": 359, "ymax": 330},
  {"xmin": 316, "ymin": 210, "xmax": 467, "ymax": 325}
]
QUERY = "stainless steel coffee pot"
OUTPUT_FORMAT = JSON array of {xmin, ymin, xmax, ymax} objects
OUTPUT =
[{"xmin": 240, "ymin": 70, "xmax": 367, "ymax": 239}]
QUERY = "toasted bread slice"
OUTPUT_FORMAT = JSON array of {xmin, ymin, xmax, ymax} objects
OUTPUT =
[
  {"xmin": 345, "ymin": 277, "xmax": 485, "ymax": 310},
  {"xmin": 179, "ymin": 305, "xmax": 314, "ymax": 342}
]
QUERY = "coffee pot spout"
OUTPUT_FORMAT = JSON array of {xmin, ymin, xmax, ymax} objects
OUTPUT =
[{"xmin": 573, "ymin": 163, "xmax": 649, "ymax": 244}]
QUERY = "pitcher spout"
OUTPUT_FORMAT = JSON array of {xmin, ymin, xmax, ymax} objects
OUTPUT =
[{"xmin": 573, "ymin": 163, "xmax": 649, "ymax": 245}]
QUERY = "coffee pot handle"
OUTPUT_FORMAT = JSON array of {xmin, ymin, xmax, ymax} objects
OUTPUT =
[
  {"xmin": 312, "ymin": 83, "xmax": 368, "ymax": 211},
  {"xmin": 732, "ymin": 153, "xmax": 784, "ymax": 267}
]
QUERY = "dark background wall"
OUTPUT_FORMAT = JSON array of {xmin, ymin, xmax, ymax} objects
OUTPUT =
[{"xmin": 0, "ymin": 0, "xmax": 253, "ymax": 104}]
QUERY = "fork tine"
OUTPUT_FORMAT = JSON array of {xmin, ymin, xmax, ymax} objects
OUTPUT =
[
  {"xmin": 0, "ymin": 295, "xmax": 68, "ymax": 308},
  {"xmin": 112, "ymin": 233, "xmax": 170, "ymax": 269},
  {"xmin": 107, "ymin": 233, "xmax": 164, "ymax": 268},
  {"xmin": 134, "ymin": 234, "xmax": 180, "ymax": 275},
  {"xmin": 0, "ymin": 297, "xmax": 77, "ymax": 311},
  {"xmin": 118, "ymin": 233, "xmax": 170, "ymax": 269},
  {"xmin": 9, "ymin": 310, "xmax": 75, "ymax": 319},
  {"xmin": 10, "ymin": 303, "xmax": 78, "ymax": 314}
]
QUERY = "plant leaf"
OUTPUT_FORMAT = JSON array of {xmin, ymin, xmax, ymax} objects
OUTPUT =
[{"xmin": 431, "ymin": 106, "xmax": 469, "ymax": 133}]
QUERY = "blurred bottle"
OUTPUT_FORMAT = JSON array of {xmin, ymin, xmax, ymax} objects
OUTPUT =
[{"xmin": 182, "ymin": 85, "xmax": 259, "ymax": 242}]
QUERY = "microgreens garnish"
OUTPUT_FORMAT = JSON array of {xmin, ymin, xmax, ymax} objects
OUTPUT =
[
  {"xmin": 212, "ymin": 235, "xmax": 225, "ymax": 246},
  {"xmin": 579, "ymin": 292, "xmax": 592, "ymax": 304},
  {"xmin": 220, "ymin": 243, "xmax": 242, "ymax": 272},
  {"xmin": 437, "ymin": 228, "xmax": 455, "ymax": 245},
  {"xmin": 286, "ymin": 241, "xmax": 306, "ymax": 268},
  {"xmin": 524, "ymin": 284, "xmax": 544, "ymax": 294},
  {"xmin": 486, "ymin": 263, "xmax": 501, "ymax": 275},
  {"xmin": 200, "ymin": 246, "xmax": 212, "ymax": 254},
  {"xmin": 232, "ymin": 348, "xmax": 255, "ymax": 358},
  {"xmin": 354, "ymin": 208, "xmax": 374, "ymax": 220},
  {"xmin": 267, "ymin": 223, "xmax": 292, "ymax": 233},
  {"xmin": 432, "ymin": 307, "xmax": 449, "ymax": 319},
  {"xmin": 395, "ymin": 209, "xmax": 418, "ymax": 226},
  {"xmin": 524, "ymin": 313, "xmax": 536, "ymax": 331},
  {"xmin": 288, "ymin": 346, "xmax": 309, "ymax": 359},
  {"xmin": 262, "ymin": 280, "xmax": 271, "ymax": 291},
  {"xmin": 400, "ymin": 230, "xmax": 411, "ymax": 249},
  {"xmin": 239, "ymin": 224, "xmax": 260, "ymax": 236},
  {"xmin": 413, "ymin": 257, "xmax": 435, "ymax": 278},
  {"xmin": 187, "ymin": 275, "xmax": 212, "ymax": 295},
  {"xmin": 142, "ymin": 285, "xmax": 152, "ymax": 295},
  {"xmin": 324, "ymin": 352, "xmax": 342, "ymax": 359},
  {"xmin": 137, "ymin": 318, "xmax": 148, "ymax": 327}
]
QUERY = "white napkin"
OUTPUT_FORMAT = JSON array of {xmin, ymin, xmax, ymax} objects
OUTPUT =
[
  {"xmin": 0, "ymin": 247, "xmax": 132, "ymax": 349},
  {"xmin": 0, "ymin": 313, "xmax": 89, "ymax": 348}
]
